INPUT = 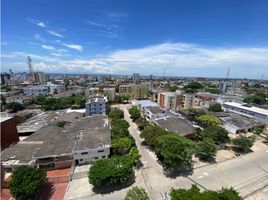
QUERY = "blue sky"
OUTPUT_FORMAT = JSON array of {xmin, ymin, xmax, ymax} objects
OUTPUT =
[{"xmin": 2, "ymin": 0, "xmax": 268, "ymax": 79}]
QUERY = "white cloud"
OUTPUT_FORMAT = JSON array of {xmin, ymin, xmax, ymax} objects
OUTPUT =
[
  {"xmin": 34, "ymin": 34, "xmax": 46, "ymax": 43},
  {"xmin": 2, "ymin": 42, "xmax": 8, "ymax": 46},
  {"xmin": 47, "ymin": 30, "xmax": 63, "ymax": 38},
  {"xmin": 37, "ymin": 22, "xmax": 46, "ymax": 28},
  {"xmin": 2, "ymin": 42, "xmax": 268, "ymax": 78},
  {"xmin": 62, "ymin": 43, "xmax": 83, "ymax": 52},
  {"xmin": 41, "ymin": 45, "xmax": 55, "ymax": 50},
  {"xmin": 26, "ymin": 18, "xmax": 47, "ymax": 28},
  {"xmin": 87, "ymin": 20, "xmax": 118, "ymax": 28},
  {"xmin": 56, "ymin": 42, "xmax": 268, "ymax": 77},
  {"xmin": 97, "ymin": 30, "xmax": 122, "ymax": 39}
]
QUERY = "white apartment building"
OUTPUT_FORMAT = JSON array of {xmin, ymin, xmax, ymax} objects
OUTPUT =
[{"xmin": 85, "ymin": 96, "xmax": 108, "ymax": 116}]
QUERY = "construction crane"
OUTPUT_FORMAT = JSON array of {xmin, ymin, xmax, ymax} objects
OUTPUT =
[
  {"xmin": 27, "ymin": 56, "xmax": 35, "ymax": 83},
  {"xmin": 225, "ymin": 67, "xmax": 230, "ymax": 81}
]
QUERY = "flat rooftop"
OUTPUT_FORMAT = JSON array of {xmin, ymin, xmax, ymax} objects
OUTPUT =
[
  {"xmin": 86, "ymin": 96, "xmax": 108, "ymax": 103},
  {"xmin": 154, "ymin": 116, "xmax": 194, "ymax": 136},
  {"xmin": 224, "ymin": 102, "xmax": 268, "ymax": 116},
  {"xmin": 138, "ymin": 100, "xmax": 159, "ymax": 108},
  {"xmin": 1, "ymin": 115, "xmax": 110, "ymax": 165},
  {"xmin": 0, "ymin": 115, "xmax": 12, "ymax": 123},
  {"xmin": 216, "ymin": 112, "xmax": 262, "ymax": 129}
]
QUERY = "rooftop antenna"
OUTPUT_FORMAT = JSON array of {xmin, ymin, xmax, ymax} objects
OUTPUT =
[
  {"xmin": 163, "ymin": 66, "xmax": 166, "ymax": 80},
  {"xmin": 225, "ymin": 67, "xmax": 230, "ymax": 81}
]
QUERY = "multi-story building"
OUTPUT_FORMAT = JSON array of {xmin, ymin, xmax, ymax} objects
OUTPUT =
[
  {"xmin": 223, "ymin": 102, "xmax": 268, "ymax": 122},
  {"xmin": 0, "ymin": 73, "xmax": 11, "ymax": 85},
  {"xmin": 119, "ymin": 85, "xmax": 132, "ymax": 95},
  {"xmin": 85, "ymin": 87, "xmax": 99, "ymax": 97},
  {"xmin": 46, "ymin": 82, "xmax": 64, "ymax": 94},
  {"xmin": 133, "ymin": 73, "xmax": 140, "ymax": 84},
  {"xmin": 1, "ymin": 115, "xmax": 111, "ymax": 170},
  {"xmin": 1, "ymin": 115, "xmax": 19, "ymax": 150},
  {"xmin": 119, "ymin": 84, "xmax": 148, "ymax": 99},
  {"xmin": 23, "ymin": 85, "xmax": 50, "ymax": 96},
  {"xmin": 132, "ymin": 84, "xmax": 148, "ymax": 99},
  {"xmin": 33, "ymin": 72, "xmax": 48, "ymax": 84},
  {"xmin": 85, "ymin": 96, "xmax": 108, "ymax": 116},
  {"xmin": 103, "ymin": 88, "xmax": 115, "ymax": 101},
  {"xmin": 158, "ymin": 92, "xmax": 177, "ymax": 110}
]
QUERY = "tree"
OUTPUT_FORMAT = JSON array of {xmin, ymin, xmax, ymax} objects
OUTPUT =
[
  {"xmin": 220, "ymin": 187, "xmax": 242, "ymax": 200},
  {"xmin": 56, "ymin": 121, "xmax": 66, "ymax": 128},
  {"xmin": 209, "ymin": 103, "xmax": 222, "ymax": 112},
  {"xmin": 195, "ymin": 139, "xmax": 217, "ymax": 161},
  {"xmin": 196, "ymin": 114, "xmax": 221, "ymax": 127},
  {"xmin": 140, "ymin": 125, "xmax": 168, "ymax": 148},
  {"xmin": 155, "ymin": 134, "xmax": 194, "ymax": 168},
  {"xmin": 5, "ymin": 102, "xmax": 24, "ymax": 112},
  {"xmin": 243, "ymin": 92, "xmax": 267, "ymax": 105},
  {"xmin": 135, "ymin": 117, "xmax": 149, "ymax": 130},
  {"xmin": 232, "ymin": 136, "xmax": 255, "ymax": 153},
  {"xmin": 205, "ymin": 87, "xmax": 221, "ymax": 94},
  {"xmin": 129, "ymin": 106, "xmax": 141, "ymax": 121},
  {"xmin": 164, "ymin": 83, "xmax": 178, "ymax": 92},
  {"xmin": 183, "ymin": 81, "xmax": 203, "ymax": 93},
  {"xmin": 124, "ymin": 186, "xmax": 149, "ymax": 200},
  {"xmin": 189, "ymin": 108, "xmax": 207, "ymax": 118},
  {"xmin": 74, "ymin": 94, "xmax": 86, "ymax": 108},
  {"xmin": 111, "ymin": 119, "xmax": 130, "ymax": 138},
  {"xmin": 112, "ymin": 137, "xmax": 134, "ymax": 155},
  {"xmin": 202, "ymin": 126, "xmax": 230, "ymax": 145},
  {"xmin": 9, "ymin": 166, "xmax": 46, "ymax": 200},
  {"xmin": 108, "ymin": 108, "xmax": 124, "ymax": 120},
  {"xmin": 88, "ymin": 156, "xmax": 134, "ymax": 187},
  {"xmin": 34, "ymin": 94, "xmax": 47, "ymax": 105},
  {"xmin": 170, "ymin": 184, "xmax": 242, "ymax": 200},
  {"xmin": 128, "ymin": 147, "xmax": 141, "ymax": 165}
]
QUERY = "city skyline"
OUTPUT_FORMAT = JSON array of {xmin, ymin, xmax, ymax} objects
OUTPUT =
[{"xmin": 2, "ymin": 0, "xmax": 268, "ymax": 79}]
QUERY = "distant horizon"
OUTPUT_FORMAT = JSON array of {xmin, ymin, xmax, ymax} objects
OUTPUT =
[
  {"xmin": 2, "ymin": 70, "xmax": 267, "ymax": 81},
  {"xmin": 2, "ymin": 0, "xmax": 268, "ymax": 79}
]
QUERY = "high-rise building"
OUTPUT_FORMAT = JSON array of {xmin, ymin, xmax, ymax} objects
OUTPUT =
[
  {"xmin": 33, "ymin": 72, "xmax": 48, "ymax": 84},
  {"xmin": 133, "ymin": 73, "xmax": 140, "ymax": 84},
  {"xmin": 0, "ymin": 73, "xmax": 11, "ymax": 85}
]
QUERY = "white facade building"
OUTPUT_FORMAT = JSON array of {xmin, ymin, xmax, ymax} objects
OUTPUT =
[
  {"xmin": 85, "ymin": 96, "xmax": 108, "ymax": 116},
  {"xmin": 223, "ymin": 102, "xmax": 268, "ymax": 122}
]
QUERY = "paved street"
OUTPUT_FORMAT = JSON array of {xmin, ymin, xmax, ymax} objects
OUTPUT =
[
  {"xmin": 118, "ymin": 104, "xmax": 195, "ymax": 200},
  {"xmin": 120, "ymin": 104, "xmax": 268, "ymax": 199}
]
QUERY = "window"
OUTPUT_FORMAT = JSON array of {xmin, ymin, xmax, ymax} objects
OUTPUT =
[
  {"xmin": 80, "ymin": 159, "xmax": 83, "ymax": 161},
  {"xmin": 98, "ymin": 150, "xmax": 105, "ymax": 153},
  {"xmin": 81, "ymin": 152, "xmax": 88, "ymax": 155},
  {"xmin": 94, "ymin": 157, "xmax": 98, "ymax": 160},
  {"xmin": 102, "ymin": 156, "xmax": 106, "ymax": 158}
]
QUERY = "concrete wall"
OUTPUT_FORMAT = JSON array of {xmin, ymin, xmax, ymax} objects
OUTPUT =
[
  {"xmin": 73, "ymin": 146, "xmax": 110, "ymax": 165},
  {"xmin": 1, "ymin": 118, "xmax": 19, "ymax": 150}
]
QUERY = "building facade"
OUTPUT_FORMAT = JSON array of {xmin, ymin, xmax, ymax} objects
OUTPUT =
[
  {"xmin": 1, "ymin": 116, "xmax": 19, "ymax": 150},
  {"xmin": 223, "ymin": 102, "xmax": 268, "ymax": 122},
  {"xmin": 85, "ymin": 96, "xmax": 108, "ymax": 116},
  {"xmin": 103, "ymin": 88, "xmax": 115, "ymax": 101}
]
